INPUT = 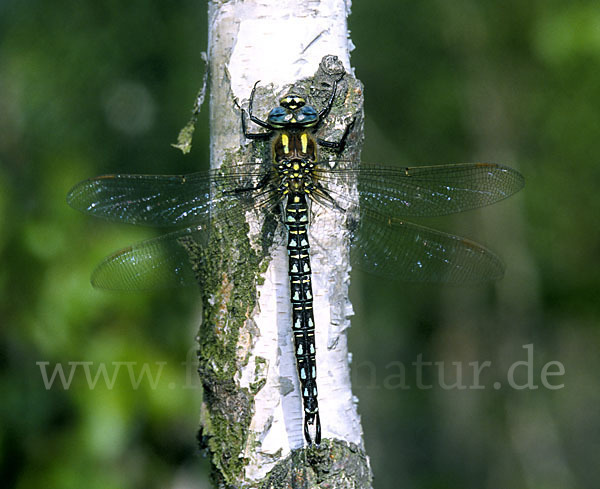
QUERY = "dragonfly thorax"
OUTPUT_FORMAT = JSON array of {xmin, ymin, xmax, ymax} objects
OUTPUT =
[
  {"xmin": 272, "ymin": 131, "xmax": 318, "ymax": 164},
  {"xmin": 273, "ymin": 130, "xmax": 318, "ymax": 196},
  {"xmin": 277, "ymin": 160, "xmax": 316, "ymax": 195}
]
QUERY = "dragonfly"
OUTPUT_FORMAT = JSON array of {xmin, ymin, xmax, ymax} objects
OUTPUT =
[{"xmin": 67, "ymin": 77, "xmax": 524, "ymax": 446}]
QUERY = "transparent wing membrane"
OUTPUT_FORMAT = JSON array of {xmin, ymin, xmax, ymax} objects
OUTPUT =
[
  {"xmin": 351, "ymin": 210, "xmax": 504, "ymax": 284},
  {"xmin": 315, "ymin": 162, "xmax": 524, "ymax": 217},
  {"xmin": 91, "ymin": 227, "xmax": 205, "ymax": 290},
  {"xmin": 68, "ymin": 161, "xmax": 523, "ymax": 290},
  {"xmin": 66, "ymin": 164, "xmax": 276, "ymax": 227}
]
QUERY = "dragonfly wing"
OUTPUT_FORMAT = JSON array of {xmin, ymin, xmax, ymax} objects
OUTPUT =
[
  {"xmin": 350, "ymin": 210, "xmax": 504, "ymax": 284},
  {"xmin": 67, "ymin": 166, "xmax": 274, "ymax": 227},
  {"xmin": 91, "ymin": 227, "xmax": 206, "ymax": 290},
  {"xmin": 316, "ymin": 162, "xmax": 524, "ymax": 217},
  {"xmin": 67, "ymin": 173, "xmax": 214, "ymax": 226}
]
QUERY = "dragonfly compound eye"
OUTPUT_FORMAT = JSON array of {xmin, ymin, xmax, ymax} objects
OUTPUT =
[
  {"xmin": 296, "ymin": 105, "xmax": 318, "ymax": 126},
  {"xmin": 267, "ymin": 106, "xmax": 289, "ymax": 127}
]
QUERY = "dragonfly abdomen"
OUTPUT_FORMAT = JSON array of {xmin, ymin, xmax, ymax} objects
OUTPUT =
[{"xmin": 285, "ymin": 192, "xmax": 320, "ymax": 445}]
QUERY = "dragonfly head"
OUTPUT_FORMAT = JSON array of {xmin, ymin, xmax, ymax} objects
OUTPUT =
[{"xmin": 267, "ymin": 93, "xmax": 319, "ymax": 128}]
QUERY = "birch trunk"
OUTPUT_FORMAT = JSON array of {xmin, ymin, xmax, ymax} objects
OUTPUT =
[{"xmin": 197, "ymin": 1, "xmax": 372, "ymax": 487}]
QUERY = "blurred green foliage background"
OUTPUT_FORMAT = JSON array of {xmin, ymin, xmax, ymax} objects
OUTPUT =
[{"xmin": 1, "ymin": 1, "xmax": 599, "ymax": 488}]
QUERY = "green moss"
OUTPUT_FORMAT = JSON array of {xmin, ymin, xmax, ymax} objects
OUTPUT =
[
  {"xmin": 259, "ymin": 439, "xmax": 372, "ymax": 488},
  {"xmin": 191, "ymin": 145, "xmax": 273, "ymax": 484},
  {"xmin": 250, "ymin": 356, "xmax": 268, "ymax": 394}
]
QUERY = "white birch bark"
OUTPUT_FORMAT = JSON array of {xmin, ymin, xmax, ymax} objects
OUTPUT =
[{"xmin": 203, "ymin": 1, "xmax": 371, "ymax": 487}]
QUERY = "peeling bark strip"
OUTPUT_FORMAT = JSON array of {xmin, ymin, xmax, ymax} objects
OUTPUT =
[{"xmin": 198, "ymin": 1, "xmax": 372, "ymax": 487}]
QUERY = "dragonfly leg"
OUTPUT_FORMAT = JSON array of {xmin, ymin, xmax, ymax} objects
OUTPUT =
[
  {"xmin": 307, "ymin": 181, "xmax": 346, "ymax": 213},
  {"xmin": 316, "ymin": 115, "xmax": 356, "ymax": 153},
  {"xmin": 241, "ymin": 109, "xmax": 272, "ymax": 140},
  {"xmin": 316, "ymin": 78, "xmax": 339, "ymax": 122},
  {"xmin": 244, "ymin": 81, "xmax": 274, "ymax": 136}
]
